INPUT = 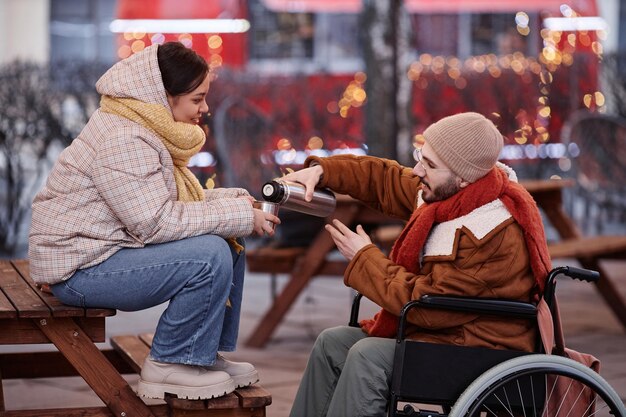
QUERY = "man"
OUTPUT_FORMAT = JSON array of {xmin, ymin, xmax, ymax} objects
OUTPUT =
[{"xmin": 283, "ymin": 112, "xmax": 552, "ymax": 417}]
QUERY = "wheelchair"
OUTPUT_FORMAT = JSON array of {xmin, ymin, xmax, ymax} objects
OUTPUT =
[{"xmin": 349, "ymin": 266, "xmax": 626, "ymax": 417}]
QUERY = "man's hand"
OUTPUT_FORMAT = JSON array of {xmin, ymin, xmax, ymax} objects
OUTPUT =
[
  {"xmin": 280, "ymin": 165, "xmax": 324, "ymax": 202},
  {"xmin": 325, "ymin": 219, "xmax": 372, "ymax": 261}
]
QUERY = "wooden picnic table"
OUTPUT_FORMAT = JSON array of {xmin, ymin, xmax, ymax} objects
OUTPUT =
[
  {"xmin": 0, "ymin": 259, "xmax": 271, "ymax": 417},
  {"xmin": 245, "ymin": 179, "xmax": 626, "ymax": 348}
]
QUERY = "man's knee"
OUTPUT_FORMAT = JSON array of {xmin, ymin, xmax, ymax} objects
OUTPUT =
[
  {"xmin": 315, "ymin": 326, "xmax": 360, "ymax": 351},
  {"xmin": 346, "ymin": 337, "xmax": 395, "ymax": 371}
]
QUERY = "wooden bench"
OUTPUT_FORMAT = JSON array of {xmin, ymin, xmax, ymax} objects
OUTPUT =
[
  {"xmin": 247, "ymin": 246, "xmax": 349, "ymax": 276},
  {"xmin": 546, "ymin": 235, "xmax": 626, "ymax": 328},
  {"xmin": 0, "ymin": 259, "xmax": 272, "ymax": 417},
  {"xmin": 111, "ymin": 333, "xmax": 271, "ymax": 417},
  {"xmin": 245, "ymin": 224, "xmax": 403, "ymax": 276},
  {"xmin": 547, "ymin": 235, "xmax": 626, "ymax": 260}
]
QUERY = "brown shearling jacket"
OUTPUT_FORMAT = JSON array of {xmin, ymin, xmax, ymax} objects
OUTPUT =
[{"xmin": 308, "ymin": 154, "xmax": 537, "ymax": 352}]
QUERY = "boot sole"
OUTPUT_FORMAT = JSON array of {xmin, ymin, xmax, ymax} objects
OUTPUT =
[
  {"xmin": 232, "ymin": 370, "xmax": 260, "ymax": 388},
  {"xmin": 137, "ymin": 377, "xmax": 236, "ymax": 400}
]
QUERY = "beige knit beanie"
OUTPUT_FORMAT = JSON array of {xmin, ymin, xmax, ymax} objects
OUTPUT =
[{"xmin": 423, "ymin": 112, "xmax": 503, "ymax": 182}]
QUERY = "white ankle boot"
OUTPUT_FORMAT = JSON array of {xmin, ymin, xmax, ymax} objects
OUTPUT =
[
  {"xmin": 205, "ymin": 354, "xmax": 259, "ymax": 388},
  {"xmin": 138, "ymin": 357, "xmax": 235, "ymax": 400}
]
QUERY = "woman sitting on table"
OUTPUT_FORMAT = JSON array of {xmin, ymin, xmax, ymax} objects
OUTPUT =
[{"xmin": 28, "ymin": 42, "xmax": 279, "ymax": 400}]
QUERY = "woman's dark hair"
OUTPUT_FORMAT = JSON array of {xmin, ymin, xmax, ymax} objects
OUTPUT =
[{"xmin": 157, "ymin": 42, "xmax": 209, "ymax": 96}]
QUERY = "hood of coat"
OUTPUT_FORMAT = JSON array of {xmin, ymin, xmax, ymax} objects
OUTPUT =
[{"xmin": 95, "ymin": 44, "xmax": 170, "ymax": 111}]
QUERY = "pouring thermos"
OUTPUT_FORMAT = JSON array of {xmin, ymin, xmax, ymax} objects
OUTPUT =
[{"xmin": 261, "ymin": 179, "xmax": 336, "ymax": 217}]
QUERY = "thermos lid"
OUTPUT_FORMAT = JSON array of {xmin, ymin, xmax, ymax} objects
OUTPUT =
[{"xmin": 262, "ymin": 181, "xmax": 284, "ymax": 202}]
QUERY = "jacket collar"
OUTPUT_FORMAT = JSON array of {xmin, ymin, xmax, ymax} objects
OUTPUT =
[{"xmin": 421, "ymin": 162, "xmax": 517, "ymax": 257}]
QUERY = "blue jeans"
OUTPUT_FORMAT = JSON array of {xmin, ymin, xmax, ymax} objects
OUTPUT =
[{"xmin": 51, "ymin": 235, "xmax": 245, "ymax": 366}]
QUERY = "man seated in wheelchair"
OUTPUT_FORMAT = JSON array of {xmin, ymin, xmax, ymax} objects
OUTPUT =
[{"xmin": 281, "ymin": 112, "xmax": 553, "ymax": 417}]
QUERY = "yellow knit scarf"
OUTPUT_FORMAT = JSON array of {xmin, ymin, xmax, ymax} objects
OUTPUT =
[
  {"xmin": 101, "ymin": 96, "xmax": 206, "ymax": 202},
  {"xmin": 100, "ymin": 96, "xmax": 243, "ymax": 255}
]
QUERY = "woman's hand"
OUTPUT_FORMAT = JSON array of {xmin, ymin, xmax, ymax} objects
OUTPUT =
[
  {"xmin": 324, "ymin": 219, "xmax": 372, "ymax": 261},
  {"xmin": 252, "ymin": 208, "xmax": 281, "ymax": 236},
  {"xmin": 280, "ymin": 165, "xmax": 324, "ymax": 202}
]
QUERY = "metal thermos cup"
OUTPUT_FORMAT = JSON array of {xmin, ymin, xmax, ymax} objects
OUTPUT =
[
  {"xmin": 252, "ymin": 200, "xmax": 280, "ymax": 232},
  {"xmin": 261, "ymin": 179, "xmax": 336, "ymax": 217}
]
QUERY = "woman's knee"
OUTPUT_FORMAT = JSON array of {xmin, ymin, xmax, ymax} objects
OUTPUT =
[
  {"xmin": 177, "ymin": 236, "xmax": 234, "ymax": 288},
  {"xmin": 183, "ymin": 235, "xmax": 233, "ymax": 269}
]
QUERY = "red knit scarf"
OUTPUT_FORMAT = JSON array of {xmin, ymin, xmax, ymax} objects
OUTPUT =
[{"xmin": 360, "ymin": 167, "xmax": 552, "ymax": 338}]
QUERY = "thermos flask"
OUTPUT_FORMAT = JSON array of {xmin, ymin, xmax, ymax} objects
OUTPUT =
[{"xmin": 261, "ymin": 179, "xmax": 336, "ymax": 217}]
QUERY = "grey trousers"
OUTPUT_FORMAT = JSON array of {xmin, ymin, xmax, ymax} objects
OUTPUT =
[{"xmin": 289, "ymin": 326, "xmax": 396, "ymax": 417}]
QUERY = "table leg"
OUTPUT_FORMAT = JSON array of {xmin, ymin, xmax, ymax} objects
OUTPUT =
[
  {"xmin": 35, "ymin": 316, "xmax": 155, "ymax": 417},
  {"xmin": 245, "ymin": 205, "xmax": 359, "ymax": 348},
  {"xmin": 534, "ymin": 195, "xmax": 581, "ymax": 240},
  {"xmin": 577, "ymin": 258, "xmax": 626, "ymax": 329},
  {"xmin": 537, "ymin": 197, "xmax": 626, "ymax": 329},
  {"xmin": 1, "ymin": 367, "xmax": 5, "ymax": 412}
]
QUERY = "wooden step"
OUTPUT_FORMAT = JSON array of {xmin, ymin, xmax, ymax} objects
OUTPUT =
[
  {"xmin": 110, "ymin": 334, "xmax": 272, "ymax": 413},
  {"xmin": 110, "ymin": 334, "xmax": 151, "ymax": 373}
]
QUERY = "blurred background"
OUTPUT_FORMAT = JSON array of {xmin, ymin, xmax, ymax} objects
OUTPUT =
[{"xmin": 0, "ymin": 0, "xmax": 625, "ymax": 258}]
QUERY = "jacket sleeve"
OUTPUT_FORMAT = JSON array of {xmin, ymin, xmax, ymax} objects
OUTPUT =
[
  {"xmin": 306, "ymin": 154, "xmax": 420, "ymax": 220},
  {"xmin": 204, "ymin": 188, "xmax": 251, "ymax": 201},
  {"xmin": 92, "ymin": 127, "xmax": 254, "ymax": 244},
  {"xmin": 344, "ymin": 222, "xmax": 535, "ymax": 330}
]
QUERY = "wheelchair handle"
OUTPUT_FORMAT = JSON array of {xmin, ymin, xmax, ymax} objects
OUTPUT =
[
  {"xmin": 349, "ymin": 292, "xmax": 364, "ymax": 327},
  {"xmin": 544, "ymin": 266, "xmax": 599, "ymax": 308},
  {"xmin": 546, "ymin": 266, "xmax": 599, "ymax": 284}
]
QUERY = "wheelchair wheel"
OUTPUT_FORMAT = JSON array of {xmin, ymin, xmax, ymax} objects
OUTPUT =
[{"xmin": 450, "ymin": 354, "xmax": 625, "ymax": 417}]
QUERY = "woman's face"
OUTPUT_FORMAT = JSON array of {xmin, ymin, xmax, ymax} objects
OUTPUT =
[{"xmin": 167, "ymin": 72, "xmax": 210, "ymax": 124}]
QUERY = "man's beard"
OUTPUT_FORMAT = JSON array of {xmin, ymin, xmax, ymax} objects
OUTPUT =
[{"xmin": 423, "ymin": 175, "xmax": 462, "ymax": 203}]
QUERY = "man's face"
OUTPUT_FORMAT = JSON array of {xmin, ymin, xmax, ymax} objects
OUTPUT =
[{"xmin": 412, "ymin": 142, "xmax": 465, "ymax": 203}]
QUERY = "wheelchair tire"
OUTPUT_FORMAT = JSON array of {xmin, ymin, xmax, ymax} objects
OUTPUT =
[{"xmin": 449, "ymin": 354, "xmax": 625, "ymax": 417}]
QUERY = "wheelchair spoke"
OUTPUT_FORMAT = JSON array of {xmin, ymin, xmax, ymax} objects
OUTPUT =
[
  {"xmin": 516, "ymin": 379, "xmax": 528, "ymax": 417},
  {"xmin": 490, "ymin": 391, "xmax": 516, "ymax": 417},
  {"xmin": 449, "ymin": 355, "xmax": 625, "ymax": 417}
]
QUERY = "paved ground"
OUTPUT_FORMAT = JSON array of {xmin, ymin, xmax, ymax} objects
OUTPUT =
[{"xmin": 2, "ymin": 258, "xmax": 625, "ymax": 416}]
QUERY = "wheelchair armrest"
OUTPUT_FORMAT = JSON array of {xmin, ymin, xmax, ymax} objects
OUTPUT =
[
  {"xmin": 416, "ymin": 295, "xmax": 538, "ymax": 318},
  {"xmin": 349, "ymin": 265, "xmax": 599, "ymax": 338},
  {"xmin": 397, "ymin": 295, "xmax": 537, "ymax": 342}
]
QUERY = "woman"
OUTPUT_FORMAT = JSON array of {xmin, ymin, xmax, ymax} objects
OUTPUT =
[{"xmin": 28, "ymin": 42, "xmax": 279, "ymax": 400}]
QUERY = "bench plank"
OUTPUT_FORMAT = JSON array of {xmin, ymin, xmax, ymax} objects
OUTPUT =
[
  {"xmin": 548, "ymin": 235, "xmax": 626, "ymax": 259},
  {"xmin": 0, "ymin": 286, "xmax": 17, "ymax": 319},
  {"xmin": 110, "ymin": 334, "xmax": 151, "ymax": 373},
  {"xmin": 0, "ymin": 317, "xmax": 106, "ymax": 344},
  {"xmin": 0, "ymin": 350, "xmax": 135, "ymax": 378},
  {"xmin": 234, "ymin": 386, "xmax": 272, "ymax": 408},
  {"xmin": 165, "ymin": 393, "xmax": 240, "ymax": 410},
  {"xmin": 140, "ymin": 332, "xmax": 155, "ymax": 346},
  {"xmin": 0, "ymin": 405, "xmax": 170, "ymax": 417},
  {"xmin": 0, "ymin": 260, "xmax": 50, "ymax": 318},
  {"xmin": 112, "ymin": 333, "xmax": 270, "ymax": 413},
  {"xmin": 11, "ymin": 260, "xmax": 115, "ymax": 318}
]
